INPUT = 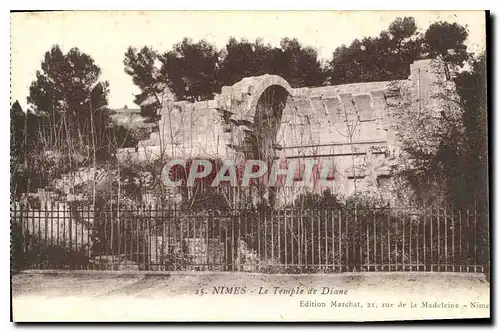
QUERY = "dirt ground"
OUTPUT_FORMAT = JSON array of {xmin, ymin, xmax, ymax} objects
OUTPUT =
[{"xmin": 12, "ymin": 271, "xmax": 490, "ymax": 322}]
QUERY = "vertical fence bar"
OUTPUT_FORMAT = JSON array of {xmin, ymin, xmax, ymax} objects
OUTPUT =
[
  {"xmin": 317, "ymin": 208, "xmax": 320, "ymax": 269},
  {"xmin": 291, "ymin": 208, "xmax": 294, "ymax": 266},
  {"xmin": 27, "ymin": 204, "xmax": 31, "ymax": 268},
  {"xmin": 466, "ymin": 207, "xmax": 470, "ymax": 273},
  {"xmin": 387, "ymin": 212, "xmax": 391, "ymax": 271},
  {"xmin": 86, "ymin": 204, "xmax": 91, "ymax": 269},
  {"xmin": 360, "ymin": 210, "xmax": 370, "ymax": 271},
  {"xmin": 102, "ymin": 206, "xmax": 106, "ymax": 269},
  {"xmin": 136, "ymin": 204, "xmax": 140, "ymax": 270},
  {"xmin": 409, "ymin": 212, "xmax": 412, "ymax": 272},
  {"xmin": 345, "ymin": 207, "xmax": 350, "ymax": 271},
  {"xmin": 24, "ymin": 204, "xmax": 29, "ymax": 268},
  {"xmin": 271, "ymin": 209, "xmax": 274, "ymax": 265},
  {"xmin": 62, "ymin": 202, "xmax": 67, "ymax": 269},
  {"xmin": 231, "ymin": 210, "xmax": 235, "ymax": 272},
  {"xmin": 264, "ymin": 208, "xmax": 268, "ymax": 266},
  {"xmin": 141, "ymin": 204, "xmax": 146, "ymax": 271},
  {"xmin": 110, "ymin": 203, "xmax": 115, "ymax": 269},
  {"xmin": 278, "ymin": 209, "xmax": 282, "ymax": 265},
  {"xmin": 355, "ymin": 203, "xmax": 359, "ymax": 271},
  {"xmin": 76, "ymin": 205, "xmax": 81, "ymax": 269},
  {"xmin": 161, "ymin": 203, "xmax": 165, "ymax": 271},
  {"xmin": 167, "ymin": 203, "xmax": 172, "ymax": 271},
  {"xmin": 444, "ymin": 205, "xmax": 448, "ymax": 272},
  {"xmin": 238, "ymin": 209, "xmax": 242, "ymax": 271},
  {"xmin": 437, "ymin": 204, "xmax": 441, "ymax": 272},
  {"xmin": 155, "ymin": 204, "xmax": 159, "ymax": 271},
  {"xmin": 310, "ymin": 210, "xmax": 314, "ymax": 267},
  {"xmin": 127, "ymin": 205, "xmax": 131, "ymax": 269},
  {"xmin": 18, "ymin": 203, "xmax": 25, "ymax": 266},
  {"xmin": 331, "ymin": 210, "xmax": 335, "ymax": 270},
  {"xmin": 77, "ymin": 204, "xmax": 80, "ymax": 269},
  {"xmin": 224, "ymin": 211, "xmax": 228, "ymax": 271},
  {"xmin": 459, "ymin": 208, "xmax": 462, "ymax": 272},
  {"xmin": 474, "ymin": 202, "xmax": 478, "ymax": 272},
  {"xmin": 32, "ymin": 203, "xmax": 36, "ymax": 269},
  {"xmin": 180, "ymin": 205, "xmax": 184, "ymax": 271},
  {"xmin": 49, "ymin": 201, "xmax": 53, "ymax": 250},
  {"xmin": 430, "ymin": 204, "xmax": 433, "ymax": 272},
  {"xmin": 415, "ymin": 210, "xmax": 422, "ymax": 271},
  {"xmin": 338, "ymin": 210, "xmax": 342, "ymax": 272},
  {"xmin": 148, "ymin": 203, "xmax": 153, "ymax": 271},
  {"xmin": 43, "ymin": 203, "xmax": 47, "ymax": 270},
  {"xmin": 325, "ymin": 210, "xmax": 329, "ymax": 270},
  {"xmin": 284, "ymin": 209, "xmax": 287, "ymax": 267},
  {"xmin": 451, "ymin": 206, "xmax": 455, "ymax": 272},
  {"xmin": 54, "ymin": 203, "xmax": 59, "ymax": 267},
  {"xmin": 373, "ymin": 210, "xmax": 376, "ymax": 272},
  {"xmin": 396, "ymin": 214, "xmax": 407, "ymax": 271},
  {"xmin": 205, "ymin": 209, "xmax": 209, "ymax": 270},
  {"xmin": 38, "ymin": 203, "xmax": 42, "ymax": 269},
  {"xmin": 117, "ymin": 204, "xmax": 122, "ymax": 266},
  {"xmin": 217, "ymin": 210, "xmax": 222, "ymax": 270},
  {"xmin": 299, "ymin": 209, "xmax": 302, "ymax": 267},
  {"xmin": 485, "ymin": 205, "xmax": 489, "ymax": 274},
  {"xmin": 258, "ymin": 207, "xmax": 261, "ymax": 267},
  {"xmin": 422, "ymin": 200, "xmax": 427, "ymax": 271}
]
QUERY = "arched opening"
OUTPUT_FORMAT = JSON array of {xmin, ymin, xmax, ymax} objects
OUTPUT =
[{"xmin": 251, "ymin": 85, "xmax": 290, "ymax": 162}]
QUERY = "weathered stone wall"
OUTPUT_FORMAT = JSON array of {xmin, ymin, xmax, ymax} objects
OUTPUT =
[{"xmin": 121, "ymin": 59, "xmax": 446, "ymax": 199}]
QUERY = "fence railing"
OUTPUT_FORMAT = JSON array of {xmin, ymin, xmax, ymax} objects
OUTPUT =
[{"xmin": 10, "ymin": 202, "xmax": 489, "ymax": 273}]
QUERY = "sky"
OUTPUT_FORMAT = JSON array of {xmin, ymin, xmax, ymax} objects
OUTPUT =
[{"xmin": 10, "ymin": 11, "xmax": 486, "ymax": 110}]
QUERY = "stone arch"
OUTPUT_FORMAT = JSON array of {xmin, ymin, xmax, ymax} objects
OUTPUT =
[
  {"xmin": 215, "ymin": 74, "xmax": 293, "ymax": 123},
  {"xmin": 245, "ymin": 75, "xmax": 293, "ymax": 122},
  {"xmin": 215, "ymin": 75, "xmax": 294, "ymax": 156}
]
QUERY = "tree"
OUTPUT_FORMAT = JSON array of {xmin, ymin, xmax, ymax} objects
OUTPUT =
[
  {"xmin": 274, "ymin": 37, "xmax": 326, "ymax": 87},
  {"xmin": 25, "ymin": 45, "xmax": 110, "ymax": 196},
  {"xmin": 327, "ymin": 17, "xmax": 425, "ymax": 85},
  {"xmin": 453, "ymin": 53, "xmax": 488, "ymax": 278},
  {"xmin": 389, "ymin": 53, "xmax": 487, "ymax": 210},
  {"xmin": 160, "ymin": 38, "xmax": 220, "ymax": 102},
  {"xmin": 218, "ymin": 37, "xmax": 326, "ymax": 88},
  {"xmin": 454, "ymin": 54, "xmax": 487, "ymax": 204},
  {"xmin": 124, "ymin": 46, "xmax": 167, "ymax": 119},
  {"xmin": 217, "ymin": 37, "xmax": 276, "ymax": 87},
  {"xmin": 327, "ymin": 17, "xmax": 471, "ymax": 85},
  {"xmin": 125, "ymin": 37, "xmax": 326, "ymax": 109},
  {"xmin": 10, "ymin": 101, "xmax": 40, "ymax": 197},
  {"xmin": 389, "ymin": 61, "xmax": 464, "ymax": 206},
  {"xmin": 28, "ymin": 45, "xmax": 110, "ymax": 153},
  {"xmin": 424, "ymin": 21, "xmax": 470, "ymax": 78}
]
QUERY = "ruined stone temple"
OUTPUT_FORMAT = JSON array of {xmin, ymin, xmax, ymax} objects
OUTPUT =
[{"xmin": 117, "ymin": 59, "xmax": 449, "ymax": 202}]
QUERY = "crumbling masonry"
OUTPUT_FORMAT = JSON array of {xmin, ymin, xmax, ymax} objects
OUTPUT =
[{"xmin": 118, "ymin": 59, "xmax": 448, "ymax": 202}]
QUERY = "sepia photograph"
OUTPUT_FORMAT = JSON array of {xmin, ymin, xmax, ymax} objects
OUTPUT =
[{"xmin": 9, "ymin": 10, "xmax": 490, "ymax": 322}]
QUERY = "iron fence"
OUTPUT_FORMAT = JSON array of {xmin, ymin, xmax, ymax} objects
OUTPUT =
[{"xmin": 10, "ymin": 202, "xmax": 489, "ymax": 273}]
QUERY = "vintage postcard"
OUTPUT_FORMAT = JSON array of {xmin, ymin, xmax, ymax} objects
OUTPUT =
[{"xmin": 10, "ymin": 10, "xmax": 490, "ymax": 322}]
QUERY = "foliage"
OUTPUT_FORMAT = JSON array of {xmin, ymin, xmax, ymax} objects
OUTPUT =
[
  {"xmin": 124, "ymin": 37, "xmax": 326, "ymax": 119},
  {"xmin": 124, "ymin": 46, "xmax": 167, "ymax": 119},
  {"xmin": 389, "ymin": 53, "xmax": 487, "ymax": 211},
  {"xmin": 326, "ymin": 18, "xmax": 470, "ymax": 85},
  {"xmin": 12, "ymin": 46, "xmax": 113, "ymax": 198},
  {"xmin": 28, "ymin": 45, "xmax": 111, "ymax": 153},
  {"xmin": 424, "ymin": 21, "xmax": 470, "ymax": 69},
  {"xmin": 218, "ymin": 37, "xmax": 326, "ymax": 88},
  {"xmin": 453, "ymin": 54, "xmax": 488, "ymax": 207},
  {"xmin": 161, "ymin": 38, "xmax": 221, "ymax": 102},
  {"xmin": 327, "ymin": 17, "xmax": 425, "ymax": 84}
]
